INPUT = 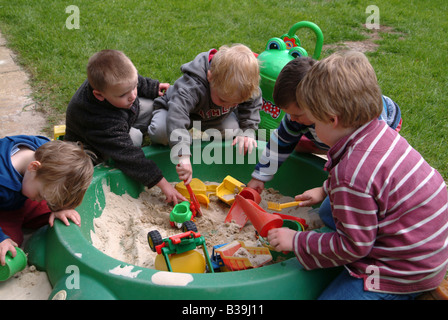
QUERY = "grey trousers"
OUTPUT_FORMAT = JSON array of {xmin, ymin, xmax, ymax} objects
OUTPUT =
[
  {"xmin": 130, "ymin": 98, "xmax": 154, "ymax": 146},
  {"xmin": 148, "ymin": 108, "xmax": 240, "ymax": 146}
]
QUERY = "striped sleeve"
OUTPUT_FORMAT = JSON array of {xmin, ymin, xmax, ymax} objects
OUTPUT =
[
  {"xmin": 252, "ymin": 115, "xmax": 309, "ymax": 181},
  {"xmin": 294, "ymin": 185, "xmax": 379, "ymax": 270}
]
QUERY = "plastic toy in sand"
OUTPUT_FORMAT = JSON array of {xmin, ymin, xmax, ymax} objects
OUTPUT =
[
  {"xmin": 216, "ymin": 175, "xmax": 246, "ymax": 205},
  {"xmin": 169, "ymin": 201, "xmax": 194, "ymax": 228},
  {"xmin": 147, "ymin": 221, "xmax": 214, "ymax": 274},
  {"xmin": 0, "ymin": 247, "xmax": 27, "ymax": 281},
  {"xmin": 216, "ymin": 241, "xmax": 272, "ymax": 271},
  {"xmin": 257, "ymin": 21, "xmax": 324, "ymax": 141}
]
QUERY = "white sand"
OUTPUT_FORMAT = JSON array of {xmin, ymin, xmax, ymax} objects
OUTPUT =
[{"xmin": 90, "ymin": 183, "xmax": 323, "ymax": 270}]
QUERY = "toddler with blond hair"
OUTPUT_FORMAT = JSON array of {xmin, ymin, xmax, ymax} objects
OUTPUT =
[
  {"xmin": 0, "ymin": 136, "xmax": 93, "ymax": 266},
  {"xmin": 149, "ymin": 44, "xmax": 262, "ymax": 184}
]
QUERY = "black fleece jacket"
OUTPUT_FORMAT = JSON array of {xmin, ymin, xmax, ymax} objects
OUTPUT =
[{"xmin": 65, "ymin": 75, "xmax": 164, "ymax": 188}]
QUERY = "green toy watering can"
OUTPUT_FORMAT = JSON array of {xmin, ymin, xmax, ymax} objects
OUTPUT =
[{"xmin": 257, "ymin": 21, "xmax": 324, "ymax": 141}]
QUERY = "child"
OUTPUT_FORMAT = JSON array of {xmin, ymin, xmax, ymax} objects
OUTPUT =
[
  {"xmin": 267, "ymin": 51, "xmax": 448, "ymax": 299},
  {"xmin": 148, "ymin": 44, "xmax": 262, "ymax": 184},
  {"xmin": 248, "ymin": 57, "xmax": 402, "ymax": 194},
  {"xmin": 0, "ymin": 135, "xmax": 94, "ymax": 266},
  {"xmin": 65, "ymin": 50, "xmax": 186, "ymax": 204}
]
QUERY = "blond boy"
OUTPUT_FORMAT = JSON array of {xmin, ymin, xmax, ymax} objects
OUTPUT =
[
  {"xmin": 267, "ymin": 51, "xmax": 448, "ymax": 299},
  {"xmin": 0, "ymin": 136, "xmax": 93, "ymax": 265},
  {"xmin": 149, "ymin": 44, "xmax": 262, "ymax": 184}
]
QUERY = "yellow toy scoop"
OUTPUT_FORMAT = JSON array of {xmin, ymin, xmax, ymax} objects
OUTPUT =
[{"xmin": 267, "ymin": 201, "xmax": 302, "ymax": 211}]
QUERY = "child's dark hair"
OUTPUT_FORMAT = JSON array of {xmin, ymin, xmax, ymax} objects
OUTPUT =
[{"xmin": 273, "ymin": 57, "xmax": 316, "ymax": 108}]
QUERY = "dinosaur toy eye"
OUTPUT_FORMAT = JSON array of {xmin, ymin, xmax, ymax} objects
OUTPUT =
[
  {"xmin": 265, "ymin": 38, "xmax": 286, "ymax": 51},
  {"xmin": 288, "ymin": 46, "xmax": 308, "ymax": 58}
]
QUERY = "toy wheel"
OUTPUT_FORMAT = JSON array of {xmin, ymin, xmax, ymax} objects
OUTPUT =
[
  {"xmin": 182, "ymin": 220, "xmax": 197, "ymax": 232},
  {"xmin": 147, "ymin": 230, "xmax": 163, "ymax": 252}
]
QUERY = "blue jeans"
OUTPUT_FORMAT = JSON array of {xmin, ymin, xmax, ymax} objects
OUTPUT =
[
  {"xmin": 317, "ymin": 198, "xmax": 420, "ymax": 300},
  {"xmin": 318, "ymin": 269, "xmax": 420, "ymax": 300},
  {"xmin": 318, "ymin": 196, "xmax": 336, "ymax": 230}
]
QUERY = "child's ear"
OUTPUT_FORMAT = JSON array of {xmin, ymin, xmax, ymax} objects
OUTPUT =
[
  {"xmin": 206, "ymin": 70, "xmax": 213, "ymax": 82},
  {"xmin": 330, "ymin": 115, "xmax": 340, "ymax": 128},
  {"xmin": 92, "ymin": 89, "xmax": 105, "ymax": 101},
  {"xmin": 27, "ymin": 160, "xmax": 42, "ymax": 172}
]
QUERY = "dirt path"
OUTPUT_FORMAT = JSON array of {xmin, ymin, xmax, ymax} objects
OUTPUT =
[
  {"xmin": 0, "ymin": 31, "xmax": 46, "ymax": 137},
  {"xmin": 0, "ymin": 30, "xmax": 51, "ymax": 300}
]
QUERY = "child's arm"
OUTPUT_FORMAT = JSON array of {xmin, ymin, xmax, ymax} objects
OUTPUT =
[
  {"xmin": 137, "ymin": 74, "xmax": 162, "ymax": 100},
  {"xmin": 251, "ymin": 114, "xmax": 312, "ymax": 184},
  {"xmin": 234, "ymin": 90, "xmax": 262, "ymax": 134}
]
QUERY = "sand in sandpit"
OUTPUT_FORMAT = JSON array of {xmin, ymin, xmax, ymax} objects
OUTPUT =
[{"xmin": 90, "ymin": 182, "xmax": 323, "ymax": 270}]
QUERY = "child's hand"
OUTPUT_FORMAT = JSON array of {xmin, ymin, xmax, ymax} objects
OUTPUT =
[
  {"xmin": 247, "ymin": 178, "xmax": 265, "ymax": 194},
  {"xmin": 176, "ymin": 156, "xmax": 193, "ymax": 185},
  {"xmin": 232, "ymin": 136, "xmax": 257, "ymax": 155},
  {"xmin": 49, "ymin": 209, "xmax": 81, "ymax": 227},
  {"xmin": 156, "ymin": 177, "xmax": 187, "ymax": 205},
  {"xmin": 295, "ymin": 187, "xmax": 326, "ymax": 207},
  {"xmin": 0, "ymin": 238, "xmax": 18, "ymax": 266},
  {"xmin": 159, "ymin": 83, "xmax": 170, "ymax": 96},
  {"xmin": 267, "ymin": 228, "xmax": 297, "ymax": 252}
]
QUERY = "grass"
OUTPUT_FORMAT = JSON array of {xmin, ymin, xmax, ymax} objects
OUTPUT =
[{"xmin": 0, "ymin": 0, "xmax": 447, "ymax": 179}]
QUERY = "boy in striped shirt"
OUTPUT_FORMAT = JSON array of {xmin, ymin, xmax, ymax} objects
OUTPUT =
[{"xmin": 267, "ymin": 51, "xmax": 448, "ymax": 299}]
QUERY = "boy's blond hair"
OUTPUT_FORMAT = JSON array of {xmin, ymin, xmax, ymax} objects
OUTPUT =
[
  {"xmin": 209, "ymin": 44, "xmax": 260, "ymax": 101},
  {"xmin": 296, "ymin": 51, "xmax": 383, "ymax": 128},
  {"xmin": 34, "ymin": 140, "xmax": 94, "ymax": 212},
  {"xmin": 87, "ymin": 50, "xmax": 137, "ymax": 92}
]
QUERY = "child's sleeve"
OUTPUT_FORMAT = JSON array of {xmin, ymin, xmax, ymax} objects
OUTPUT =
[
  {"xmin": 0, "ymin": 227, "xmax": 10, "ymax": 243},
  {"xmin": 137, "ymin": 74, "xmax": 160, "ymax": 100},
  {"xmin": 251, "ymin": 114, "xmax": 308, "ymax": 182},
  {"xmin": 293, "ymin": 184, "xmax": 378, "ymax": 270},
  {"xmin": 165, "ymin": 86, "xmax": 201, "ymax": 157},
  {"xmin": 235, "ymin": 90, "xmax": 262, "ymax": 139}
]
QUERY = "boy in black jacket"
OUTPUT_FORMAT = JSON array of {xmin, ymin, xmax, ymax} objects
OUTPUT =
[{"xmin": 65, "ymin": 50, "xmax": 186, "ymax": 204}]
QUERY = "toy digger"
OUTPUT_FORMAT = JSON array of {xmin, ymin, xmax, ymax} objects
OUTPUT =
[{"xmin": 147, "ymin": 221, "xmax": 214, "ymax": 273}]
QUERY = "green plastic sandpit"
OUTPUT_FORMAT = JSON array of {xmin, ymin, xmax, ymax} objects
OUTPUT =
[{"xmin": 25, "ymin": 140, "xmax": 341, "ymax": 300}]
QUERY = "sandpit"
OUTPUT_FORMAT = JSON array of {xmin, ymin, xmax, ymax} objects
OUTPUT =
[{"xmin": 90, "ymin": 182, "xmax": 324, "ymax": 270}]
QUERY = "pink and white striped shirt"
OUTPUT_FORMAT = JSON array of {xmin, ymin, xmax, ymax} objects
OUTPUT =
[{"xmin": 294, "ymin": 119, "xmax": 448, "ymax": 293}]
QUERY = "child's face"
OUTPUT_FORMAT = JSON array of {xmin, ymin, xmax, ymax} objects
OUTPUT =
[
  {"xmin": 283, "ymin": 102, "xmax": 313, "ymax": 126},
  {"xmin": 96, "ymin": 78, "xmax": 138, "ymax": 109},
  {"xmin": 210, "ymin": 87, "xmax": 242, "ymax": 109},
  {"xmin": 21, "ymin": 170, "xmax": 45, "ymax": 203},
  {"xmin": 303, "ymin": 108, "xmax": 345, "ymax": 147}
]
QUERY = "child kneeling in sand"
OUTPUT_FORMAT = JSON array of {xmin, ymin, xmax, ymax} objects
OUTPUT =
[{"xmin": 267, "ymin": 51, "xmax": 448, "ymax": 300}]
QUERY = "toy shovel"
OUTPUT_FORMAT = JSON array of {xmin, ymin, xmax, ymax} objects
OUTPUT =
[
  {"xmin": 267, "ymin": 201, "xmax": 302, "ymax": 211},
  {"xmin": 185, "ymin": 181, "xmax": 203, "ymax": 217}
]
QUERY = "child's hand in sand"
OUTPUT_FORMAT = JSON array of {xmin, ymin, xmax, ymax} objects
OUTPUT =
[{"xmin": 157, "ymin": 177, "xmax": 187, "ymax": 205}]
